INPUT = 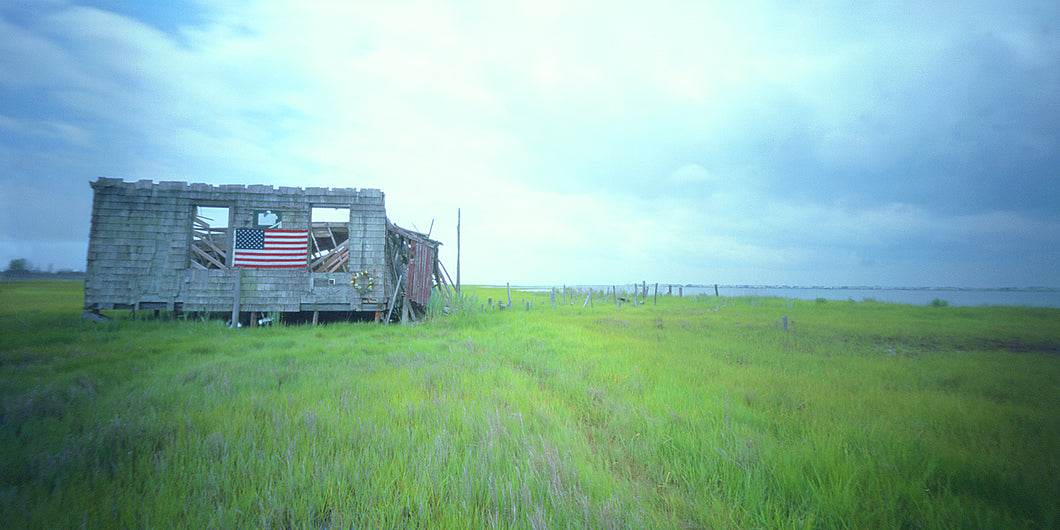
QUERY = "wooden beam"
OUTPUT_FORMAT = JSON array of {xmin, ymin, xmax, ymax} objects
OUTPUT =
[
  {"xmin": 82, "ymin": 310, "xmax": 111, "ymax": 323},
  {"xmin": 401, "ymin": 270, "xmax": 411, "ymax": 325},
  {"xmin": 196, "ymin": 233, "xmax": 227, "ymax": 260},
  {"xmin": 384, "ymin": 272, "xmax": 404, "ymax": 324},
  {"xmin": 326, "ymin": 225, "xmax": 343, "ymax": 272},
  {"xmin": 309, "ymin": 232, "xmax": 321, "ymax": 269},
  {"xmin": 432, "ymin": 261, "xmax": 455, "ymax": 305},
  {"xmin": 325, "ymin": 245, "xmax": 349, "ymax": 273},
  {"xmin": 432, "ymin": 269, "xmax": 453, "ymax": 309},
  {"xmin": 191, "ymin": 244, "xmax": 226, "ymax": 269},
  {"xmin": 439, "ymin": 260, "xmax": 456, "ymax": 290}
]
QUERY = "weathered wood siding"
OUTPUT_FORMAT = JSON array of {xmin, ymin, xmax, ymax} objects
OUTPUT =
[
  {"xmin": 407, "ymin": 240, "xmax": 436, "ymax": 306},
  {"xmin": 84, "ymin": 178, "xmax": 389, "ymax": 312}
]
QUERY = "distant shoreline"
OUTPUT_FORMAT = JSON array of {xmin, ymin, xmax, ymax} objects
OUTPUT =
[
  {"xmin": 497, "ymin": 283, "xmax": 1060, "ymax": 293},
  {"xmin": 703, "ymin": 284, "xmax": 1060, "ymax": 292}
]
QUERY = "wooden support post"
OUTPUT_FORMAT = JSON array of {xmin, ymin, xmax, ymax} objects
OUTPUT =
[
  {"xmin": 385, "ymin": 272, "xmax": 404, "ymax": 324},
  {"xmin": 654, "ymin": 283, "xmax": 658, "ymax": 305},
  {"xmin": 401, "ymin": 272, "xmax": 411, "ymax": 325},
  {"xmin": 433, "ymin": 269, "xmax": 453, "ymax": 310},
  {"xmin": 634, "ymin": 286, "xmax": 639, "ymax": 307},
  {"xmin": 562, "ymin": 285, "xmax": 567, "ymax": 305},
  {"xmin": 230, "ymin": 268, "xmax": 242, "ymax": 328},
  {"xmin": 668, "ymin": 284, "xmax": 672, "ymax": 296},
  {"xmin": 679, "ymin": 286, "xmax": 683, "ymax": 297},
  {"xmin": 250, "ymin": 311, "xmax": 258, "ymax": 327},
  {"xmin": 614, "ymin": 285, "xmax": 619, "ymax": 307},
  {"xmin": 642, "ymin": 281, "xmax": 647, "ymax": 300},
  {"xmin": 507, "ymin": 282, "xmax": 512, "ymax": 307},
  {"xmin": 436, "ymin": 260, "xmax": 457, "ymax": 307},
  {"xmin": 715, "ymin": 284, "xmax": 719, "ymax": 297},
  {"xmin": 402, "ymin": 267, "xmax": 414, "ymax": 324}
]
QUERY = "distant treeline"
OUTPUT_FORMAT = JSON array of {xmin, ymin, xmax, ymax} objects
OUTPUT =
[
  {"xmin": 3, "ymin": 258, "xmax": 84, "ymax": 280},
  {"xmin": 1, "ymin": 270, "xmax": 85, "ymax": 280}
]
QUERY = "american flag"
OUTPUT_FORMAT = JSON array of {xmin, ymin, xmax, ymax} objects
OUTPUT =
[{"xmin": 233, "ymin": 229, "xmax": 308, "ymax": 268}]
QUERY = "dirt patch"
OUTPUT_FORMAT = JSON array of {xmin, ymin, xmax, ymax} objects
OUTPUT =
[
  {"xmin": 961, "ymin": 339, "xmax": 1060, "ymax": 355},
  {"xmin": 879, "ymin": 336, "xmax": 1060, "ymax": 355}
]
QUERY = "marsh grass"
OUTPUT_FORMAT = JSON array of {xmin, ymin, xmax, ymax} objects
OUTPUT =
[{"xmin": 1, "ymin": 280, "xmax": 1058, "ymax": 528}]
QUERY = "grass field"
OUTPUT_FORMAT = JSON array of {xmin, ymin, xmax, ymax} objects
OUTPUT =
[{"xmin": 2, "ymin": 280, "xmax": 1059, "ymax": 528}]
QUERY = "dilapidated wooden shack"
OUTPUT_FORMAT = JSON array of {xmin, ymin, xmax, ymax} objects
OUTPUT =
[{"xmin": 84, "ymin": 178, "xmax": 450, "ymax": 323}]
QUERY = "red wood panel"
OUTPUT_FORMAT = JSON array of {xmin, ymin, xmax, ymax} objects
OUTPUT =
[{"xmin": 407, "ymin": 240, "xmax": 435, "ymax": 305}]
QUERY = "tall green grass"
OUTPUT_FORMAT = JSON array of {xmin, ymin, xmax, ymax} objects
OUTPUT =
[{"xmin": 2, "ymin": 280, "xmax": 1058, "ymax": 528}]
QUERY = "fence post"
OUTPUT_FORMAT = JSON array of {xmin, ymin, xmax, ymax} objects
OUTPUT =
[{"xmin": 507, "ymin": 282, "xmax": 512, "ymax": 307}]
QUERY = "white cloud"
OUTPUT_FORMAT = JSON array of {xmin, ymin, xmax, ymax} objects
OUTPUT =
[
  {"xmin": 667, "ymin": 164, "xmax": 714, "ymax": 185},
  {"xmin": 1, "ymin": 0, "xmax": 1058, "ymax": 286},
  {"xmin": 0, "ymin": 114, "xmax": 94, "ymax": 147}
]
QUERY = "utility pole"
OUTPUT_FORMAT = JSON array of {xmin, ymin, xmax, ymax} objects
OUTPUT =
[{"xmin": 456, "ymin": 208, "xmax": 461, "ymax": 297}]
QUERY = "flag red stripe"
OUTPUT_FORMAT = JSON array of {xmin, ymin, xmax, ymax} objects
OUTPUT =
[
  {"xmin": 233, "ymin": 254, "xmax": 306, "ymax": 258},
  {"xmin": 234, "ymin": 264, "xmax": 306, "ymax": 268},
  {"xmin": 233, "ymin": 228, "xmax": 309, "ymax": 268}
]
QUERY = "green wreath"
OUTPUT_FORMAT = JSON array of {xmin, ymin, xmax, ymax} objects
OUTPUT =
[{"xmin": 351, "ymin": 270, "xmax": 375, "ymax": 293}]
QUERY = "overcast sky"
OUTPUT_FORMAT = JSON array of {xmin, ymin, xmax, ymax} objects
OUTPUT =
[{"xmin": 2, "ymin": 1, "xmax": 1058, "ymax": 287}]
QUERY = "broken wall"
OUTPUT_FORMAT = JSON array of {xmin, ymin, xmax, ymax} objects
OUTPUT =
[{"xmin": 84, "ymin": 178, "xmax": 389, "ymax": 313}]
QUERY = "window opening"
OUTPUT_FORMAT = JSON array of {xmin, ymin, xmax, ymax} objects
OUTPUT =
[
  {"xmin": 190, "ymin": 206, "xmax": 229, "ymax": 269},
  {"xmin": 310, "ymin": 207, "xmax": 351, "ymax": 273}
]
